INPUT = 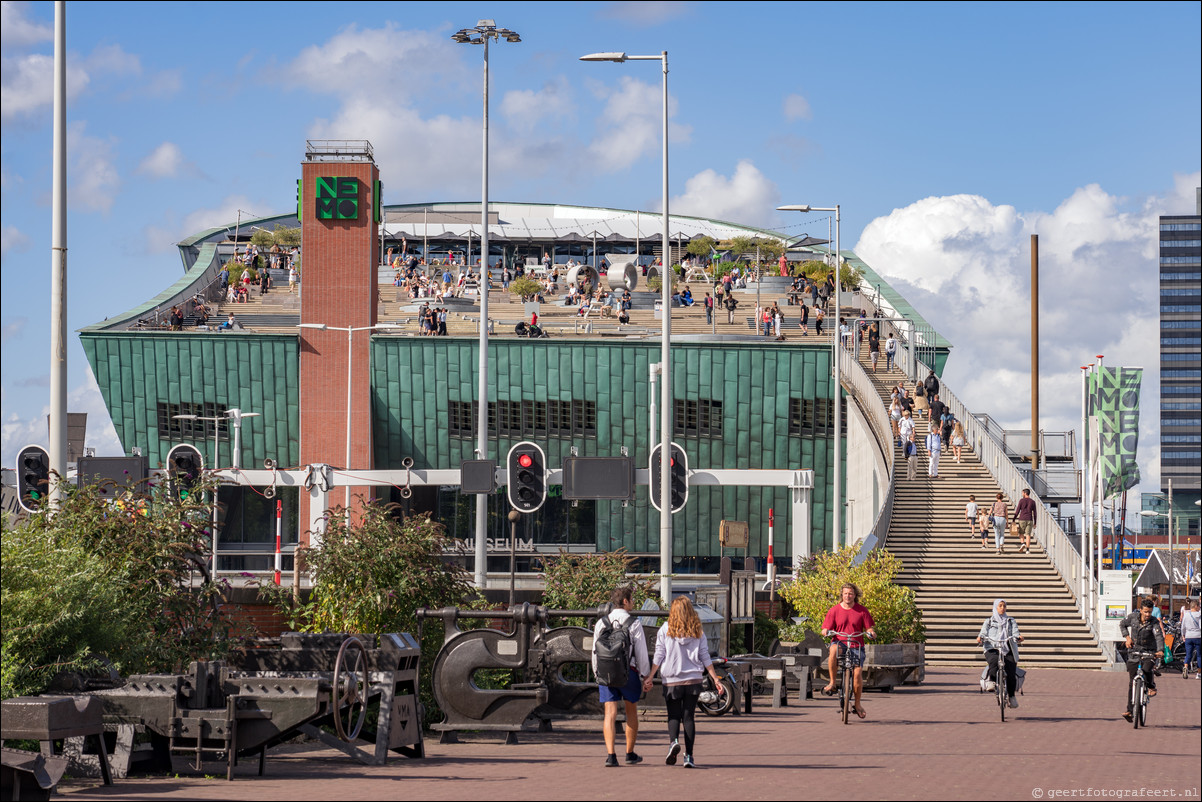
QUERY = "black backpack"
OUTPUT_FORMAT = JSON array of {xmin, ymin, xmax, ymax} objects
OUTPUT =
[{"xmin": 594, "ymin": 614, "xmax": 635, "ymax": 688}]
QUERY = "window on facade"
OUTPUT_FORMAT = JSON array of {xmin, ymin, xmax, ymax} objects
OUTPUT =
[
  {"xmin": 448, "ymin": 399, "xmax": 597, "ymax": 439},
  {"xmin": 787, "ymin": 398, "xmax": 845, "ymax": 436},
  {"xmin": 156, "ymin": 402, "xmax": 230, "ymax": 439},
  {"xmin": 673, "ymin": 399, "xmax": 723, "ymax": 438}
]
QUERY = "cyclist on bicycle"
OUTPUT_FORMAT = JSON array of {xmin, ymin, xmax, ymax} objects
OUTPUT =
[
  {"xmin": 820, "ymin": 583, "xmax": 876, "ymax": 719},
  {"xmin": 976, "ymin": 598, "xmax": 1024, "ymax": 709},
  {"xmin": 1120, "ymin": 598, "xmax": 1164, "ymax": 722}
]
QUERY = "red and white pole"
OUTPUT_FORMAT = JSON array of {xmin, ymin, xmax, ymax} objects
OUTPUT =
[{"xmin": 274, "ymin": 499, "xmax": 282, "ymax": 586}]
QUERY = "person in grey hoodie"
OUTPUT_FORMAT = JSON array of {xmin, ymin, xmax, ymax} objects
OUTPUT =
[{"xmin": 643, "ymin": 597, "xmax": 725, "ymax": 769}]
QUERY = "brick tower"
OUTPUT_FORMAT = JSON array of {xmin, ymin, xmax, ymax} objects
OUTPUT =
[{"xmin": 297, "ymin": 140, "xmax": 381, "ymax": 542}]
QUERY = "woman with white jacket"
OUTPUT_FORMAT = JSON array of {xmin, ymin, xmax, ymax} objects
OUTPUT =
[{"xmin": 643, "ymin": 597, "xmax": 725, "ymax": 769}]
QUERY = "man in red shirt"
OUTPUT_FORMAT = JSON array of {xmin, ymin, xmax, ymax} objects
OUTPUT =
[
  {"xmin": 820, "ymin": 583, "xmax": 876, "ymax": 718},
  {"xmin": 1012, "ymin": 488, "xmax": 1037, "ymax": 554}
]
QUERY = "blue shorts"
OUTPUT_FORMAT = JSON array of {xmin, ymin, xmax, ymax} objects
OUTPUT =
[
  {"xmin": 599, "ymin": 668, "xmax": 642, "ymax": 704},
  {"xmin": 834, "ymin": 640, "xmax": 866, "ymax": 668}
]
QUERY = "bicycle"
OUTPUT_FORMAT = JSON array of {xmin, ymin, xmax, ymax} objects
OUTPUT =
[
  {"xmin": 825, "ymin": 632, "xmax": 869, "ymax": 724},
  {"xmin": 1126, "ymin": 649, "xmax": 1159, "ymax": 729},
  {"xmin": 979, "ymin": 637, "xmax": 1014, "ymax": 722}
]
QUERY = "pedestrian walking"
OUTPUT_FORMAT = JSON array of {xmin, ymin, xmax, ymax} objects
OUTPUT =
[
  {"xmin": 593, "ymin": 585, "xmax": 650, "ymax": 767},
  {"xmin": 905, "ymin": 434, "xmax": 918, "ymax": 480},
  {"xmin": 965, "ymin": 495, "xmax": 979, "ymax": 540},
  {"xmin": 990, "ymin": 493, "xmax": 1009, "ymax": 554},
  {"xmin": 1012, "ymin": 488, "xmax": 1037, "ymax": 553},
  {"xmin": 642, "ymin": 597, "xmax": 726, "ymax": 769},
  {"xmin": 951, "ymin": 420, "xmax": 966, "ymax": 462},
  {"xmin": 925, "ymin": 424, "xmax": 943, "ymax": 478},
  {"xmin": 885, "ymin": 333, "xmax": 897, "ymax": 372}
]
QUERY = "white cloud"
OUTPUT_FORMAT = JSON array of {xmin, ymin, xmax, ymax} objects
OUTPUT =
[
  {"xmin": 143, "ymin": 194, "xmax": 261, "ymax": 253},
  {"xmin": 501, "ymin": 77, "xmax": 574, "ymax": 134},
  {"xmin": 783, "ymin": 93, "xmax": 812, "ymax": 121},
  {"xmin": 854, "ymin": 176, "xmax": 1201, "ymax": 493},
  {"xmin": 143, "ymin": 68, "xmax": 182, "ymax": 98},
  {"xmin": 1, "ymin": 316, "xmax": 27, "ymax": 345},
  {"xmin": 278, "ymin": 22, "xmax": 463, "ymax": 102},
  {"xmin": 0, "ymin": 365, "xmax": 122, "ymax": 467},
  {"xmin": 67, "ymin": 122, "xmax": 120, "ymax": 212},
  {"xmin": 0, "ymin": 2, "xmax": 51, "ymax": 48},
  {"xmin": 82, "ymin": 43, "xmax": 140, "ymax": 75},
  {"xmin": 137, "ymin": 142, "xmax": 185, "ymax": 178},
  {"xmin": 669, "ymin": 160, "xmax": 780, "ymax": 225},
  {"xmin": 598, "ymin": 1, "xmax": 693, "ymax": 25},
  {"xmin": 1, "ymin": 40, "xmax": 139, "ymax": 120},
  {"xmin": 587, "ymin": 76, "xmax": 692, "ymax": 172},
  {"xmin": 1, "ymin": 223, "xmax": 30, "ymax": 259}
]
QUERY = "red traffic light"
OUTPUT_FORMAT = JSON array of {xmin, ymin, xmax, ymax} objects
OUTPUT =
[{"xmin": 518, "ymin": 453, "xmax": 534, "ymax": 469}]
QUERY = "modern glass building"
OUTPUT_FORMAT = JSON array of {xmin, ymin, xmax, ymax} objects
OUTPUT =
[{"xmin": 1157, "ymin": 187, "xmax": 1202, "ymax": 535}]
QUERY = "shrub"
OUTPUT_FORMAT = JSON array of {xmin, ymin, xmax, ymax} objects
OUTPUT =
[
  {"xmin": 508, "ymin": 276, "xmax": 542, "ymax": 300},
  {"xmin": 777, "ymin": 547, "xmax": 924, "ymax": 644},
  {"xmin": 539, "ymin": 549, "xmax": 657, "ymax": 626},
  {"xmin": 646, "ymin": 275, "xmax": 662, "ymax": 293},
  {"xmin": 255, "ymin": 503, "xmax": 478, "ymax": 726},
  {"xmin": 2, "ymin": 476, "xmax": 235, "ymax": 700}
]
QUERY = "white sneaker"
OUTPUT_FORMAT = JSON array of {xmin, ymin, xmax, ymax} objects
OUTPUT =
[{"xmin": 985, "ymin": 680, "xmax": 996, "ymax": 692}]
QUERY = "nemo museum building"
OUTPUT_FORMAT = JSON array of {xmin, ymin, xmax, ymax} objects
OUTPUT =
[{"xmin": 80, "ymin": 141, "xmax": 949, "ymax": 581}]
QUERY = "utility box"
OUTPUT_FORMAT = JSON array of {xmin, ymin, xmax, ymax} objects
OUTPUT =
[{"xmin": 719, "ymin": 520, "xmax": 749, "ymax": 548}]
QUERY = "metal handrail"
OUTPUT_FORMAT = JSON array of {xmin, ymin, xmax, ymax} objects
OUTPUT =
[{"xmin": 837, "ymin": 345, "xmax": 895, "ymax": 552}]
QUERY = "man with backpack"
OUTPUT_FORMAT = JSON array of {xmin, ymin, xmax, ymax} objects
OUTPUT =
[{"xmin": 593, "ymin": 585, "xmax": 650, "ymax": 767}]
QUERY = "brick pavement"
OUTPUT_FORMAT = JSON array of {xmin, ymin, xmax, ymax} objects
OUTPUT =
[{"xmin": 60, "ymin": 668, "xmax": 1201, "ymax": 801}]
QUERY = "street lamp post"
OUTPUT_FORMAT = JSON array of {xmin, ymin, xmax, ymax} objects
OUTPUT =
[
  {"xmin": 299, "ymin": 323, "xmax": 398, "ymax": 508},
  {"xmin": 1142, "ymin": 478, "xmax": 1177, "ymax": 614},
  {"xmin": 778, "ymin": 204, "xmax": 841, "ymax": 550},
  {"xmin": 582, "ymin": 49, "xmax": 673, "ymax": 604},
  {"xmin": 454, "ymin": 20, "xmax": 521, "ymax": 591}
]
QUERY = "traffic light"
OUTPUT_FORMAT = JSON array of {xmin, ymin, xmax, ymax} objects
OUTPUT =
[
  {"xmin": 166, "ymin": 444, "xmax": 205, "ymax": 501},
  {"xmin": 16, "ymin": 444, "xmax": 50, "ymax": 512},
  {"xmin": 649, "ymin": 442, "xmax": 689, "ymax": 513},
  {"xmin": 506, "ymin": 442, "xmax": 546, "ymax": 513}
]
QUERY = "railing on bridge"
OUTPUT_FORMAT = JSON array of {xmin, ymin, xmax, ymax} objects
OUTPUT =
[
  {"xmin": 837, "ymin": 346, "xmax": 895, "ymax": 554},
  {"xmin": 850, "ymin": 283, "xmax": 1097, "ymax": 641}
]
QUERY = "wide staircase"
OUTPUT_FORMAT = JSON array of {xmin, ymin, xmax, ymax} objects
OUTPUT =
[{"xmin": 853, "ymin": 348, "xmax": 1106, "ymax": 669}]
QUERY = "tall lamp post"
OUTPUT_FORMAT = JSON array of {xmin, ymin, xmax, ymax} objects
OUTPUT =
[
  {"xmin": 299, "ymin": 323, "xmax": 398, "ymax": 508},
  {"xmin": 778, "ymin": 204, "xmax": 841, "ymax": 550},
  {"xmin": 582, "ymin": 49, "xmax": 674, "ymax": 603},
  {"xmin": 454, "ymin": 20, "xmax": 521, "ymax": 591},
  {"xmin": 1141, "ymin": 478, "xmax": 1176, "ymax": 614}
]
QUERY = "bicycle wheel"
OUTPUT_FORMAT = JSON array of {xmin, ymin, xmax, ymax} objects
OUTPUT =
[
  {"xmin": 997, "ymin": 667, "xmax": 1007, "ymax": 723},
  {"xmin": 1132, "ymin": 675, "xmax": 1143, "ymax": 730},
  {"xmin": 841, "ymin": 661, "xmax": 852, "ymax": 724}
]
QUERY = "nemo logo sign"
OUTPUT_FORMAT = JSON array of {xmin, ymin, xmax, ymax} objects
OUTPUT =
[{"xmin": 315, "ymin": 177, "xmax": 359, "ymax": 220}]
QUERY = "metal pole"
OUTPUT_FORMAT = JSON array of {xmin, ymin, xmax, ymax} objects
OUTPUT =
[
  {"xmin": 212, "ymin": 419, "xmax": 220, "ymax": 580},
  {"xmin": 508, "ymin": 510, "xmax": 519, "ymax": 608},
  {"xmin": 1168, "ymin": 478, "xmax": 1174, "ymax": 614},
  {"xmin": 474, "ymin": 33, "xmax": 492, "ymax": 590},
  {"xmin": 346, "ymin": 326, "xmax": 354, "ymax": 509},
  {"xmin": 1031, "ymin": 235, "xmax": 1040, "ymax": 464},
  {"xmin": 275, "ymin": 499, "xmax": 283, "ymax": 586},
  {"xmin": 1080, "ymin": 365, "xmax": 1089, "ymax": 607},
  {"xmin": 48, "ymin": 1, "xmax": 67, "ymax": 504},
  {"xmin": 659, "ymin": 51, "xmax": 673, "ymax": 604},
  {"xmin": 833, "ymin": 205, "xmax": 841, "ymax": 550}
]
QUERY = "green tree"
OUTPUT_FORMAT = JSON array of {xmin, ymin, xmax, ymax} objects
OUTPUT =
[
  {"xmin": 273, "ymin": 226, "xmax": 302, "ymax": 247},
  {"xmin": 2, "ymin": 477, "xmax": 234, "ymax": 700},
  {"xmin": 256, "ymin": 503, "xmax": 478, "ymax": 726},
  {"xmin": 539, "ymin": 550, "xmax": 657, "ymax": 626},
  {"xmin": 685, "ymin": 235, "xmax": 716, "ymax": 259},
  {"xmin": 249, "ymin": 228, "xmax": 275, "ymax": 248},
  {"xmin": 777, "ymin": 547, "xmax": 925, "ymax": 644},
  {"xmin": 508, "ymin": 276, "xmax": 542, "ymax": 301}
]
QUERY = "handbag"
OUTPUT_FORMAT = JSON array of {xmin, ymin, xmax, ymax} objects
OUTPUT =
[{"xmin": 1009, "ymin": 523, "xmax": 1020, "ymax": 537}]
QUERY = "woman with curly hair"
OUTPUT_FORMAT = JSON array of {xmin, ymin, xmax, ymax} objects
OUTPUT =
[{"xmin": 642, "ymin": 597, "xmax": 725, "ymax": 769}]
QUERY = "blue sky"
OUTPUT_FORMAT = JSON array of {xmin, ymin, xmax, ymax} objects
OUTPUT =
[{"xmin": 2, "ymin": 1, "xmax": 1200, "ymax": 497}]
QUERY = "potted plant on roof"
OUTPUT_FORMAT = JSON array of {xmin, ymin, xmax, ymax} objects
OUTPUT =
[{"xmin": 777, "ymin": 546, "xmax": 926, "ymax": 689}]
